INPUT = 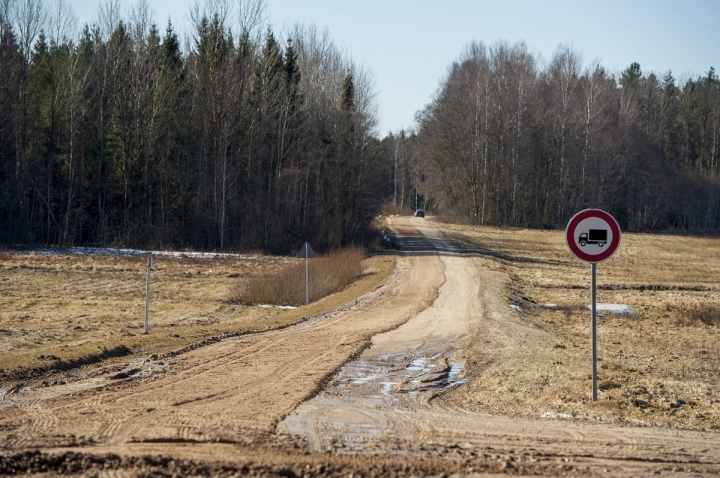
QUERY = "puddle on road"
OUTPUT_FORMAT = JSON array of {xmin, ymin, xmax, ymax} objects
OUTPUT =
[
  {"xmin": 330, "ymin": 351, "xmax": 466, "ymax": 398},
  {"xmin": 280, "ymin": 348, "xmax": 468, "ymax": 453}
]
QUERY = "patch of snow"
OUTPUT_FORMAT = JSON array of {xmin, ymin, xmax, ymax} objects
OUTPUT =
[
  {"xmin": 586, "ymin": 303, "xmax": 636, "ymax": 316},
  {"xmin": 407, "ymin": 357, "xmax": 427, "ymax": 373},
  {"xmin": 541, "ymin": 412, "xmax": 574, "ymax": 420},
  {"xmin": 447, "ymin": 359, "xmax": 463, "ymax": 381},
  {"xmin": 257, "ymin": 304, "xmax": 297, "ymax": 310},
  {"xmin": 540, "ymin": 303, "xmax": 557, "ymax": 309},
  {"xmin": 510, "ymin": 304, "xmax": 522, "ymax": 313},
  {"xmin": 19, "ymin": 246, "xmax": 255, "ymax": 260},
  {"xmin": 379, "ymin": 382, "xmax": 396, "ymax": 395}
]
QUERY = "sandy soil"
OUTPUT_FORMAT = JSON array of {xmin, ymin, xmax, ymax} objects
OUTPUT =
[{"xmin": 1, "ymin": 217, "xmax": 719, "ymax": 476}]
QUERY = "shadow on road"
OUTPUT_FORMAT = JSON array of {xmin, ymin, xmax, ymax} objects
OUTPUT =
[{"xmin": 382, "ymin": 228, "xmax": 565, "ymax": 267}]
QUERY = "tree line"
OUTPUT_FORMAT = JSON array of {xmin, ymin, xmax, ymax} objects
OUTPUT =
[
  {"xmin": 411, "ymin": 41, "xmax": 720, "ymax": 231},
  {"xmin": 0, "ymin": 0, "xmax": 389, "ymax": 252},
  {"xmin": 3, "ymin": 2, "xmax": 718, "ymax": 249}
]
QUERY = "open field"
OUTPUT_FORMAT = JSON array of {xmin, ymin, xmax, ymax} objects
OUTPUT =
[
  {"xmin": 0, "ymin": 249, "xmax": 395, "ymax": 383},
  {"xmin": 438, "ymin": 222, "xmax": 720, "ymax": 430},
  {"xmin": 1, "ymin": 218, "xmax": 720, "ymax": 476}
]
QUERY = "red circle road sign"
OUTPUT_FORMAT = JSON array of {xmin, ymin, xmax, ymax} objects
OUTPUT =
[{"xmin": 565, "ymin": 209, "xmax": 621, "ymax": 263}]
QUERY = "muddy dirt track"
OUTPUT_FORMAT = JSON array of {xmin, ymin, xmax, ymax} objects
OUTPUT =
[{"xmin": 1, "ymin": 217, "xmax": 719, "ymax": 476}]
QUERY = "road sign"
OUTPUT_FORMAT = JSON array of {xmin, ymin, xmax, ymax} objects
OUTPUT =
[
  {"xmin": 565, "ymin": 209, "xmax": 621, "ymax": 402},
  {"xmin": 565, "ymin": 209, "xmax": 621, "ymax": 263},
  {"xmin": 296, "ymin": 241, "xmax": 316, "ymax": 259}
]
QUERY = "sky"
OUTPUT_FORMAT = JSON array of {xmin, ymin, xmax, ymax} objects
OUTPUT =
[{"xmin": 67, "ymin": 0, "xmax": 720, "ymax": 136}]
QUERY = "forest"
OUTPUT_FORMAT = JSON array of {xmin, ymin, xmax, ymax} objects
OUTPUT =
[
  {"xmin": 1, "ymin": 1, "xmax": 719, "ymax": 254},
  {"xmin": 0, "ymin": 0, "xmax": 389, "ymax": 252},
  {"xmin": 408, "ymin": 41, "xmax": 720, "ymax": 231}
]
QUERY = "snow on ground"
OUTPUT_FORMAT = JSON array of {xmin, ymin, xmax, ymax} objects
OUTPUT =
[
  {"xmin": 586, "ymin": 303, "xmax": 636, "ymax": 316},
  {"xmin": 12, "ymin": 246, "xmax": 256, "ymax": 260}
]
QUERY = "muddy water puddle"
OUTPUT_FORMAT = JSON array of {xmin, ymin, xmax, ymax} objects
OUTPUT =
[
  {"xmin": 333, "ymin": 351, "xmax": 466, "ymax": 398},
  {"xmin": 280, "ymin": 348, "xmax": 468, "ymax": 453}
]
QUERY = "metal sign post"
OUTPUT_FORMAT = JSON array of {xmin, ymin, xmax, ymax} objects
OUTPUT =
[
  {"xmin": 566, "ymin": 209, "xmax": 621, "ymax": 402},
  {"xmin": 296, "ymin": 242, "xmax": 316, "ymax": 305},
  {"xmin": 591, "ymin": 262, "xmax": 597, "ymax": 400},
  {"xmin": 145, "ymin": 255, "xmax": 152, "ymax": 334}
]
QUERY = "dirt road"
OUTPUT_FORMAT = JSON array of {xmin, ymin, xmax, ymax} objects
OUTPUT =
[{"xmin": 1, "ymin": 217, "xmax": 719, "ymax": 476}]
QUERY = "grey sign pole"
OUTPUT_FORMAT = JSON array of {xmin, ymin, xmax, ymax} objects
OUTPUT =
[
  {"xmin": 296, "ymin": 242, "xmax": 316, "ymax": 306},
  {"xmin": 591, "ymin": 262, "xmax": 597, "ymax": 401},
  {"xmin": 305, "ymin": 255, "xmax": 309, "ymax": 305},
  {"xmin": 145, "ymin": 255, "xmax": 152, "ymax": 334}
]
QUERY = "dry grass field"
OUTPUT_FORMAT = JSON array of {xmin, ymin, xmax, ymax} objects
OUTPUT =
[
  {"xmin": 0, "ymin": 249, "xmax": 395, "ymax": 384},
  {"xmin": 441, "ymin": 223, "xmax": 720, "ymax": 431}
]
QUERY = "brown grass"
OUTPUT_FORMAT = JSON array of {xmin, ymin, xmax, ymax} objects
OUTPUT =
[
  {"xmin": 231, "ymin": 247, "xmax": 365, "ymax": 306},
  {"xmin": 440, "ymin": 223, "xmax": 720, "ymax": 431},
  {"xmin": 0, "ymin": 249, "xmax": 394, "ymax": 383},
  {"xmin": 675, "ymin": 304, "xmax": 720, "ymax": 327}
]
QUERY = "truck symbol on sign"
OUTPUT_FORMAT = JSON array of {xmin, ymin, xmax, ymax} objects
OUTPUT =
[{"xmin": 579, "ymin": 229, "xmax": 607, "ymax": 247}]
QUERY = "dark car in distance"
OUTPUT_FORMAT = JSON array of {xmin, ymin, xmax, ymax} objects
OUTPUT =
[{"xmin": 414, "ymin": 209, "xmax": 425, "ymax": 218}]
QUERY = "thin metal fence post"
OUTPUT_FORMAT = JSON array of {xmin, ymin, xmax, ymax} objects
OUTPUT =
[
  {"xmin": 145, "ymin": 256, "xmax": 152, "ymax": 334},
  {"xmin": 305, "ymin": 256, "xmax": 309, "ymax": 306}
]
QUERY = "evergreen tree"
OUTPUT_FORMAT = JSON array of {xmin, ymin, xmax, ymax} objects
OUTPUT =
[
  {"xmin": 341, "ymin": 73, "xmax": 355, "ymax": 112},
  {"xmin": 621, "ymin": 62, "xmax": 642, "ymax": 88},
  {"xmin": 160, "ymin": 21, "xmax": 182, "ymax": 71}
]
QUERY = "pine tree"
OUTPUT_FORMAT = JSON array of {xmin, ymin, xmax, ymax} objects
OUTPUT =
[
  {"xmin": 621, "ymin": 62, "xmax": 642, "ymax": 88},
  {"xmin": 283, "ymin": 38, "xmax": 300, "ymax": 112},
  {"xmin": 160, "ymin": 21, "xmax": 182, "ymax": 70},
  {"xmin": 341, "ymin": 73, "xmax": 355, "ymax": 112}
]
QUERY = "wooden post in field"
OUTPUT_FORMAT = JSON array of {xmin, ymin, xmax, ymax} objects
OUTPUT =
[{"xmin": 145, "ymin": 255, "xmax": 152, "ymax": 334}]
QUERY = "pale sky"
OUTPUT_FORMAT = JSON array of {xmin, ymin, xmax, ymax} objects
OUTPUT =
[{"xmin": 67, "ymin": 0, "xmax": 719, "ymax": 136}]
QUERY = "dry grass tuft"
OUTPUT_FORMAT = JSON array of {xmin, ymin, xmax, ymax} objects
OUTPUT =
[
  {"xmin": 231, "ymin": 247, "xmax": 365, "ymax": 306},
  {"xmin": 676, "ymin": 304, "xmax": 720, "ymax": 327}
]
